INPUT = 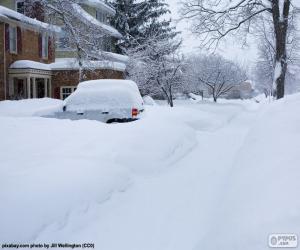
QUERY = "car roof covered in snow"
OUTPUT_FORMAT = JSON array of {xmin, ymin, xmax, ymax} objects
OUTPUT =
[{"xmin": 65, "ymin": 80, "xmax": 143, "ymax": 111}]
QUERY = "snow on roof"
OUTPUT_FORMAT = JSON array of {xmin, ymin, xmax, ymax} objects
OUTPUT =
[
  {"xmin": 72, "ymin": 4, "xmax": 122, "ymax": 38},
  {"xmin": 65, "ymin": 79, "xmax": 143, "ymax": 111},
  {"xmin": 9, "ymin": 60, "xmax": 51, "ymax": 71},
  {"xmin": 0, "ymin": 6, "xmax": 61, "ymax": 33},
  {"xmin": 50, "ymin": 58, "xmax": 126, "ymax": 71},
  {"xmin": 78, "ymin": 0, "xmax": 116, "ymax": 15},
  {"xmin": 9, "ymin": 59, "xmax": 126, "ymax": 72},
  {"xmin": 102, "ymin": 52, "xmax": 129, "ymax": 64}
]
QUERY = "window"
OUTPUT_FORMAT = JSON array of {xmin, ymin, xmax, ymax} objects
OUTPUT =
[
  {"xmin": 57, "ymin": 30, "xmax": 71, "ymax": 50},
  {"xmin": 61, "ymin": 86, "xmax": 77, "ymax": 100},
  {"xmin": 96, "ymin": 10, "xmax": 108, "ymax": 23},
  {"xmin": 42, "ymin": 33, "xmax": 48, "ymax": 59},
  {"xmin": 9, "ymin": 26, "xmax": 17, "ymax": 53},
  {"xmin": 16, "ymin": 0, "xmax": 25, "ymax": 14}
]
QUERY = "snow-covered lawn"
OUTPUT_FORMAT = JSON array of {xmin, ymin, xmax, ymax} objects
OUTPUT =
[{"xmin": 0, "ymin": 95, "xmax": 299, "ymax": 250}]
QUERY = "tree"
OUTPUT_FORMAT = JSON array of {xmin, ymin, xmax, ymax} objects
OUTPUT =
[
  {"xmin": 27, "ymin": 0, "xmax": 115, "ymax": 82},
  {"xmin": 253, "ymin": 12, "xmax": 300, "ymax": 96},
  {"xmin": 180, "ymin": 0, "xmax": 299, "ymax": 99},
  {"xmin": 183, "ymin": 55, "xmax": 247, "ymax": 102},
  {"xmin": 127, "ymin": 32, "xmax": 183, "ymax": 107},
  {"xmin": 111, "ymin": 0, "xmax": 178, "ymax": 52}
]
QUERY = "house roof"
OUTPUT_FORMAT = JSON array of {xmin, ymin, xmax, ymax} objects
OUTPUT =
[
  {"xmin": 72, "ymin": 4, "xmax": 122, "ymax": 38},
  {"xmin": 9, "ymin": 58, "xmax": 126, "ymax": 72},
  {"xmin": 78, "ymin": 0, "xmax": 116, "ymax": 15},
  {"xmin": 0, "ymin": 6, "xmax": 61, "ymax": 33}
]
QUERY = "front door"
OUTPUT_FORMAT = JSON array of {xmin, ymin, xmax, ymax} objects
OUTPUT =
[
  {"xmin": 36, "ymin": 78, "xmax": 46, "ymax": 98},
  {"xmin": 13, "ymin": 78, "xmax": 26, "ymax": 99}
]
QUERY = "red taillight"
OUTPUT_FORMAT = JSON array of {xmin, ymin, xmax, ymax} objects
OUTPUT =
[{"xmin": 132, "ymin": 108, "xmax": 139, "ymax": 117}]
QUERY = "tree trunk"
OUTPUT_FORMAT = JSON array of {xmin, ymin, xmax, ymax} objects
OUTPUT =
[
  {"xmin": 272, "ymin": 0, "xmax": 290, "ymax": 99},
  {"xmin": 78, "ymin": 62, "xmax": 84, "ymax": 83},
  {"xmin": 213, "ymin": 91, "xmax": 217, "ymax": 102},
  {"xmin": 169, "ymin": 86, "xmax": 174, "ymax": 107},
  {"xmin": 77, "ymin": 46, "xmax": 85, "ymax": 83}
]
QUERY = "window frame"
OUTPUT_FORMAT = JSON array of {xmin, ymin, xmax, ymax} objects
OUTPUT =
[
  {"xmin": 41, "ymin": 33, "xmax": 48, "ymax": 59},
  {"xmin": 96, "ymin": 10, "xmax": 108, "ymax": 23},
  {"xmin": 60, "ymin": 86, "xmax": 77, "ymax": 100},
  {"xmin": 15, "ymin": 0, "xmax": 25, "ymax": 14},
  {"xmin": 9, "ymin": 25, "xmax": 18, "ymax": 54}
]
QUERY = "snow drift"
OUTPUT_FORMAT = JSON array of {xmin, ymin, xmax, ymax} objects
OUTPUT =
[{"xmin": 0, "ymin": 99, "xmax": 196, "ymax": 242}]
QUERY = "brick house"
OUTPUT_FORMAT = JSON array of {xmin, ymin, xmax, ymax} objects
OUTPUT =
[
  {"xmin": 0, "ymin": 0, "xmax": 127, "ymax": 101},
  {"xmin": 0, "ymin": 4, "xmax": 59, "ymax": 100}
]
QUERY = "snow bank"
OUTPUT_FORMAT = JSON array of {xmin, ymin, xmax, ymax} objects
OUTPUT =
[
  {"xmin": 143, "ymin": 95, "xmax": 157, "ymax": 106},
  {"xmin": 0, "ymin": 98, "xmax": 63, "ymax": 117},
  {"xmin": 65, "ymin": 80, "xmax": 144, "ymax": 111},
  {"xmin": 0, "ymin": 99, "xmax": 196, "ymax": 242},
  {"xmin": 196, "ymin": 93, "xmax": 300, "ymax": 250}
]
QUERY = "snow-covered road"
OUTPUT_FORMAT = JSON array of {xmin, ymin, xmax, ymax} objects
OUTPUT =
[
  {"xmin": 38, "ymin": 102, "xmax": 259, "ymax": 250},
  {"xmin": 1, "ymin": 96, "xmax": 300, "ymax": 250}
]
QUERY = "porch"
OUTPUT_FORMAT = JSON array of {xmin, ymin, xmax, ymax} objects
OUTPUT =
[{"xmin": 8, "ymin": 68, "xmax": 52, "ymax": 100}]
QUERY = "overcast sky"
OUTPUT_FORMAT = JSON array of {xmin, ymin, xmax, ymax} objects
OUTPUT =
[{"xmin": 167, "ymin": 0, "xmax": 259, "ymax": 71}]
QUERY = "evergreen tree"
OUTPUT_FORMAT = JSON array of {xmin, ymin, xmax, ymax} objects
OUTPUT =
[{"xmin": 111, "ymin": 0, "xmax": 178, "ymax": 53}]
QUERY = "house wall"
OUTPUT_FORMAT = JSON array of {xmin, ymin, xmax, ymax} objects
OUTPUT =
[
  {"xmin": 82, "ymin": 5, "xmax": 97, "ymax": 18},
  {"xmin": 0, "ymin": 0, "xmax": 15, "ymax": 10},
  {"xmin": 5, "ymin": 29, "xmax": 53, "ymax": 64},
  {"xmin": 0, "ymin": 20, "xmax": 55, "ymax": 100},
  {"xmin": 0, "ymin": 23, "xmax": 5, "ymax": 100},
  {"xmin": 52, "ymin": 69, "xmax": 125, "ymax": 99},
  {"xmin": 56, "ymin": 50, "xmax": 76, "ymax": 58}
]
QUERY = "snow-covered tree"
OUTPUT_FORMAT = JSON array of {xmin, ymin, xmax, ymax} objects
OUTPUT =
[
  {"xmin": 111, "ymin": 0, "xmax": 178, "ymax": 52},
  {"xmin": 26, "ymin": 0, "xmax": 114, "ymax": 81},
  {"xmin": 180, "ymin": 0, "xmax": 299, "ymax": 100},
  {"xmin": 183, "ymin": 55, "xmax": 247, "ymax": 102},
  {"xmin": 127, "ymin": 32, "xmax": 183, "ymax": 107},
  {"xmin": 253, "ymin": 13, "xmax": 300, "ymax": 96}
]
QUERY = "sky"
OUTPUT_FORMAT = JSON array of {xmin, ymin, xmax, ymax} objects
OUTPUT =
[{"xmin": 166, "ymin": 0, "xmax": 259, "ymax": 71}]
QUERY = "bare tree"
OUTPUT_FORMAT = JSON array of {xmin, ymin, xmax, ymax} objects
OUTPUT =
[
  {"xmin": 180, "ymin": 0, "xmax": 299, "ymax": 99},
  {"xmin": 253, "ymin": 12, "xmax": 300, "ymax": 96},
  {"xmin": 183, "ymin": 55, "xmax": 247, "ymax": 102}
]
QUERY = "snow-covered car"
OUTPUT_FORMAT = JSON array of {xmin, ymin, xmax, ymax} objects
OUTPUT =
[{"xmin": 56, "ymin": 79, "xmax": 144, "ymax": 123}]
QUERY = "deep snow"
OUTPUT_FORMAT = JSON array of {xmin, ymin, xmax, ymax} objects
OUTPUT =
[{"xmin": 0, "ymin": 94, "xmax": 299, "ymax": 250}]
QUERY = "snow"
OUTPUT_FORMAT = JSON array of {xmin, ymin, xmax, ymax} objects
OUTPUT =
[
  {"xmin": 51, "ymin": 58, "xmax": 126, "ymax": 71},
  {"xmin": 0, "ymin": 98, "xmax": 62, "ymax": 117},
  {"xmin": 72, "ymin": 4, "xmax": 122, "ymax": 38},
  {"xmin": 10, "ymin": 59, "xmax": 127, "ymax": 72},
  {"xmin": 273, "ymin": 61, "xmax": 282, "ymax": 88},
  {"xmin": 10, "ymin": 60, "xmax": 51, "ymax": 71},
  {"xmin": 0, "ymin": 6, "xmax": 61, "ymax": 33},
  {"xmin": 79, "ymin": 0, "xmax": 116, "ymax": 15},
  {"xmin": 65, "ymin": 80, "xmax": 144, "ymax": 111},
  {"xmin": 143, "ymin": 95, "xmax": 157, "ymax": 106},
  {"xmin": 1, "ymin": 93, "xmax": 300, "ymax": 249},
  {"xmin": 0, "ymin": 98, "xmax": 196, "ymax": 243},
  {"xmin": 103, "ymin": 51, "xmax": 129, "ymax": 64},
  {"xmin": 279, "ymin": 0, "xmax": 285, "ymax": 21}
]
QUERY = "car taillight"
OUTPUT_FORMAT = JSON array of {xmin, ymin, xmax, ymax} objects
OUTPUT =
[{"xmin": 132, "ymin": 108, "xmax": 139, "ymax": 117}]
